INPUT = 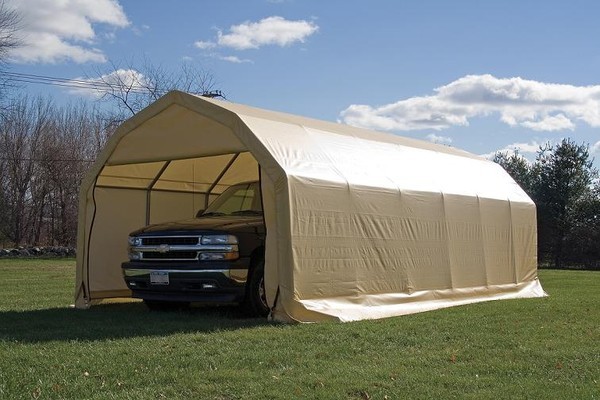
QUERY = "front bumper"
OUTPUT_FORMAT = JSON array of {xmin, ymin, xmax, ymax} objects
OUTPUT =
[{"xmin": 121, "ymin": 261, "xmax": 248, "ymax": 303}]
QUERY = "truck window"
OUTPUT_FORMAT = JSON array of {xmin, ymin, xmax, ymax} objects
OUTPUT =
[{"xmin": 204, "ymin": 182, "xmax": 262, "ymax": 215}]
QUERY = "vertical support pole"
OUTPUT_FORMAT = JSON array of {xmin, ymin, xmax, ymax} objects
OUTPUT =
[{"xmin": 146, "ymin": 161, "xmax": 171, "ymax": 225}]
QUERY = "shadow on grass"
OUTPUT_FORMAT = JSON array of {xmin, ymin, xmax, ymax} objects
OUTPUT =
[{"xmin": 0, "ymin": 302, "xmax": 270, "ymax": 343}]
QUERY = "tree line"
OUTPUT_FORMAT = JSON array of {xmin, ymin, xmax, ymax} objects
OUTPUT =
[
  {"xmin": 0, "ymin": 97, "xmax": 113, "ymax": 247},
  {"xmin": 494, "ymin": 140, "xmax": 599, "ymax": 270}
]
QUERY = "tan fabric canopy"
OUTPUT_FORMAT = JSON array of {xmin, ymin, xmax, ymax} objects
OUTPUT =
[{"xmin": 75, "ymin": 90, "xmax": 546, "ymax": 322}]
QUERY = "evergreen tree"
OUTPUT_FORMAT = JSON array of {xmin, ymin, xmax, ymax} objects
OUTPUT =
[
  {"xmin": 533, "ymin": 139, "xmax": 598, "ymax": 268},
  {"xmin": 493, "ymin": 151, "xmax": 534, "ymax": 195}
]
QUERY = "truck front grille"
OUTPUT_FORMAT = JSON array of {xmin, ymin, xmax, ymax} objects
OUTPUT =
[
  {"xmin": 142, "ymin": 251, "xmax": 198, "ymax": 260},
  {"xmin": 130, "ymin": 235, "xmax": 238, "ymax": 262},
  {"xmin": 142, "ymin": 237, "xmax": 199, "ymax": 246}
]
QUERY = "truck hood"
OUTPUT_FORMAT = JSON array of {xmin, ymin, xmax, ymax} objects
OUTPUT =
[{"xmin": 130, "ymin": 215, "xmax": 264, "ymax": 236}]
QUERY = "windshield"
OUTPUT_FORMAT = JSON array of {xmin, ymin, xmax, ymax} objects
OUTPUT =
[{"xmin": 201, "ymin": 181, "xmax": 262, "ymax": 217}]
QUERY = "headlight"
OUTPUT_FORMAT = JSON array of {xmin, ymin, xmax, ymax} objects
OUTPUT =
[
  {"xmin": 201, "ymin": 235, "xmax": 238, "ymax": 245},
  {"xmin": 200, "ymin": 235, "xmax": 239, "ymax": 260},
  {"xmin": 128, "ymin": 236, "xmax": 142, "ymax": 246}
]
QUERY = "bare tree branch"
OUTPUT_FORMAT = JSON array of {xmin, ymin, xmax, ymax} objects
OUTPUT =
[
  {"xmin": 87, "ymin": 58, "xmax": 221, "ymax": 121},
  {"xmin": 0, "ymin": 95, "xmax": 115, "ymax": 246},
  {"xmin": 0, "ymin": 0, "xmax": 20, "ymax": 63},
  {"xmin": 0, "ymin": 0, "xmax": 20, "ymax": 102}
]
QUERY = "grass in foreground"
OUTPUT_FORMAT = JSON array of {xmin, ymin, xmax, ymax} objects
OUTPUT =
[{"xmin": 0, "ymin": 258, "xmax": 598, "ymax": 399}]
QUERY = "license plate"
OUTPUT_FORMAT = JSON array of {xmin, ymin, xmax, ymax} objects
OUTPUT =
[{"xmin": 150, "ymin": 271, "xmax": 169, "ymax": 285}]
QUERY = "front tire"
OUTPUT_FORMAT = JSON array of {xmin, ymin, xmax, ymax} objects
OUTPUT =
[{"xmin": 243, "ymin": 259, "xmax": 270, "ymax": 317}]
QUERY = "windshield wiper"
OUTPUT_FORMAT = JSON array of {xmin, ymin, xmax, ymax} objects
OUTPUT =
[{"xmin": 231, "ymin": 210, "xmax": 263, "ymax": 216}]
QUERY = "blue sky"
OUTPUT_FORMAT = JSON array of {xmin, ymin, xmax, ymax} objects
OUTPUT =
[{"xmin": 5, "ymin": 0, "xmax": 600, "ymax": 165}]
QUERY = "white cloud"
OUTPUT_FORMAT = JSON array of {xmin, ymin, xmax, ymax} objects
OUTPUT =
[
  {"xmin": 519, "ymin": 114, "xmax": 575, "ymax": 131},
  {"xmin": 132, "ymin": 24, "xmax": 150, "ymax": 37},
  {"xmin": 196, "ymin": 16, "xmax": 318, "ymax": 52},
  {"xmin": 67, "ymin": 69, "xmax": 146, "ymax": 97},
  {"xmin": 426, "ymin": 133, "xmax": 453, "ymax": 145},
  {"xmin": 218, "ymin": 55, "xmax": 253, "ymax": 64},
  {"xmin": 217, "ymin": 16, "xmax": 318, "ymax": 49},
  {"xmin": 591, "ymin": 141, "xmax": 600, "ymax": 155},
  {"xmin": 480, "ymin": 140, "xmax": 544, "ymax": 160},
  {"xmin": 194, "ymin": 16, "xmax": 317, "ymax": 64},
  {"xmin": 340, "ymin": 75, "xmax": 600, "ymax": 133},
  {"xmin": 194, "ymin": 40, "xmax": 217, "ymax": 50},
  {"xmin": 6, "ymin": 0, "xmax": 129, "ymax": 64}
]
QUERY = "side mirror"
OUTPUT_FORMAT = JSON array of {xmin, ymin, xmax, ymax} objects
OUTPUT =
[{"xmin": 195, "ymin": 209, "xmax": 205, "ymax": 218}]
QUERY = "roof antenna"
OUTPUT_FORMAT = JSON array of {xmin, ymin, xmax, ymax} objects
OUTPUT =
[{"xmin": 201, "ymin": 90, "xmax": 226, "ymax": 99}]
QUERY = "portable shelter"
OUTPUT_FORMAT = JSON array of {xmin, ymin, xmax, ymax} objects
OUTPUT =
[{"xmin": 75, "ymin": 90, "xmax": 545, "ymax": 322}]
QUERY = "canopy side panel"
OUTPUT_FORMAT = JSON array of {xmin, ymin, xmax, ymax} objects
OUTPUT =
[
  {"xmin": 479, "ymin": 198, "xmax": 515, "ymax": 285},
  {"xmin": 151, "ymin": 154, "xmax": 254, "ymax": 194},
  {"xmin": 400, "ymin": 190, "xmax": 452, "ymax": 292},
  {"xmin": 149, "ymin": 191, "xmax": 203, "ymax": 225},
  {"xmin": 88, "ymin": 187, "xmax": 146, "ymax": 298},
  {"xmin": 238, "ymin": 117, "xmax": 543, "ymax": 322},
  {"xmin": 96, "ymin": 162, "xmax": 167, "ymax": 188},
  {"xmin": 217, "ymin": 152, "xmax": 260, "ymax": 190},
  {"xmin": 443, "ymin": 193, "xmax": 488, "ymax": 289},
  {"xmin": 511, "ymin": 201, "xmax": 538, "ymax": 282}
]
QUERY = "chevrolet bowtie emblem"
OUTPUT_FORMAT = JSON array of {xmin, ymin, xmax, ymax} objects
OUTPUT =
[{"xmin": 157, "ymin": 244, "xmax": 170, "ymax": 253}]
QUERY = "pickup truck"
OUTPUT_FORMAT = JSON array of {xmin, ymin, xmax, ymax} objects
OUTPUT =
[{"xmin": 121, "ymin": 181, "xmax": 269, "ymax": 316}]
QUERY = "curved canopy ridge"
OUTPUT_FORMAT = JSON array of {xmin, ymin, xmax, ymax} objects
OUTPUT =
[
  {"xmin": 106, "ymin": 103, "xmax": 248, "ymax": 165},
  {"xmin": 75, "ymin": 91, "xmax": 545, "ymax": 322}
]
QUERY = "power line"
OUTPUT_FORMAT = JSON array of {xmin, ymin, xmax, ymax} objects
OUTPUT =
[
  {"xmin": 2, "ymin": 71, "xmax": 226, "ymax": 99},
  {"xmin": 2, "ymin": 71, "xmax": 153, "ymax": 94}
]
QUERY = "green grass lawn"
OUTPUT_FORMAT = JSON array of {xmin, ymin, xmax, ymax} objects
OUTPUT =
[{"xmin": 0, "ymin": 259, "xmax": 598, "ymax": 399}]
